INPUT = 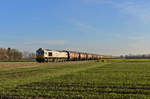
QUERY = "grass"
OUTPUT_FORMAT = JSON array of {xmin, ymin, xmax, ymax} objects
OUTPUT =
[
  {"xmin": 0, "ymin": 62, "xmax": 34, "ymax": 64},
  {"xmin": 0, "ymin": 60, "xmax": 150, "ymax": 98}
]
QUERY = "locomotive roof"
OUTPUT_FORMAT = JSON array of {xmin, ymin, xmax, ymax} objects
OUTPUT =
[
  {"xmin": 45, "ymin": 49, "xmax": 52, "ymax": 51},
  {"xmin": 45, "ymin": 49, "xmax": 65, "ymax": 52}
]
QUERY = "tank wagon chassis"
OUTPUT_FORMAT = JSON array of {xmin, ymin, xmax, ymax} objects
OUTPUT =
[{"xmin": 36, "ymin": 48, "xmax": 102, "ymax": 63}]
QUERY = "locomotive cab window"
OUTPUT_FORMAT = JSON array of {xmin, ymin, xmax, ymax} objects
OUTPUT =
[{"xmin": 49, "ymin": 52, "xmax": 52, "ymax": 56}]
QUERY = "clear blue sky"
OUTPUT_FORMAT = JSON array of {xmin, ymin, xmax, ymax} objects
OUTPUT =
[{"xmin": 0, "ymin": 0, "xmax": 150, "ymax": 55}]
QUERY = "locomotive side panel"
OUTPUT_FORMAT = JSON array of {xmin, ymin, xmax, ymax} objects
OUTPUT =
[{"xmin": 46, "ymin": 51, "xmax": 68, "ymax": 59}]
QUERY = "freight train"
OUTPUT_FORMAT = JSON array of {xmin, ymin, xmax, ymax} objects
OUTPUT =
[{"xmin": 36, "ymin": 48, "xmax": 103, "ymax": 62}]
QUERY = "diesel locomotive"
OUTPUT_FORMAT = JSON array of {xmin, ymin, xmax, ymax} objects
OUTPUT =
[{"xmin": 36, "ymin": 48, "xmax": 103, "ymax": 62}]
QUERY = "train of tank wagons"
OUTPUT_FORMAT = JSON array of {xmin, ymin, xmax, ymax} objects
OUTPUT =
[{"xmin": 36, "ymin": 48, "xmax": 104, "ymax": 62}]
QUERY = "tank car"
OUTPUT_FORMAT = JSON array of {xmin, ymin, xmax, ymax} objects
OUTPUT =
[
  {"xmin": 91, "ymin": 54, "xmax": 98, "ymax": 60},
  {"xmin": 65, "ymin": 51, "xmax": 80, "ymax": 61},
  {"xmin": 79, "ymin": 53, "xmax": 87, "ymax": 60},
  {"xmin": 87, "ymin": 54, "xmax": 93, "ymax": 60}
]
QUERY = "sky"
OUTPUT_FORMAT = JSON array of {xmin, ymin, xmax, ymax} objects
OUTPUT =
[{"xmin": 0, "ymin": 0, "xmax": 150, "ymax": 56}]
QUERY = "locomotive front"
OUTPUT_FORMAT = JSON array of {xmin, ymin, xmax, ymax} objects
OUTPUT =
[{"xmin": 36, "ymin": 48, "xmax": 45, "ymax": 62}]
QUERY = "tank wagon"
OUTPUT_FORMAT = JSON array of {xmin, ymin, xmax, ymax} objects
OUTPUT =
[
  {"xmin": 66, "ymin": 51, "xmax": 80, "ymax": 61},
  {"xmin": 36, "ymin": 48, "xmax": 102, "ymax": 62},
  {"xmin": 79, "ymin": 53, "xmax": 87, "ymax": 60}
]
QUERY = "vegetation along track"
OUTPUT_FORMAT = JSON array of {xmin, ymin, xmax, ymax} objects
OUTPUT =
[{"xmin": 1, "ymin": 60, "xmax": 150, "ymax": 98}]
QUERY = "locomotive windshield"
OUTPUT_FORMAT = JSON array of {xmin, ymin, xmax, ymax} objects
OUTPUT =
[{"xmin": 36, "ymin": 51, "xmax": 44, "ymax": 55}]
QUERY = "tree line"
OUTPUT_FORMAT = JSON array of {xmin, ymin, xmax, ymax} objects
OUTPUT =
[
  {"xmin": 120, "ymin": 54, "xmax": 150, "ymax": 59},
  {"xmin": 0, "ymin": 48, "xmax": 35, "ymax": 61}
]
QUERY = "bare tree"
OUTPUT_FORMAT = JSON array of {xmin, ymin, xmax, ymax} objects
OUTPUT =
[{"xmin": 0, "ymin": 48, "xmax": 23, "ymax": 61}]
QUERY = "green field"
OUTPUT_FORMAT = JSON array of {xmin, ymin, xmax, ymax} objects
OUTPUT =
[{"xmin": 0, "ymin": 60, "xmax": 150, "ymax": 98}]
